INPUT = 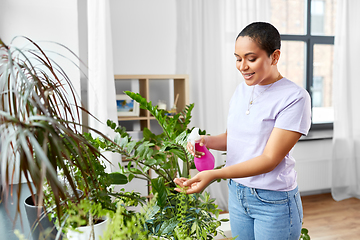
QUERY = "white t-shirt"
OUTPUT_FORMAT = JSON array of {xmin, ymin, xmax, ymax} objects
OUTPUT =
[{"xmin": 226, "ymin": 78, "xmax": 311, "ymax": 191}]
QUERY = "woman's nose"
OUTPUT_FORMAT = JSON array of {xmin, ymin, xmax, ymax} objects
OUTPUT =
[{"xmin": 239, "ymin": 61, "xmax": 248, "ymax": 71}]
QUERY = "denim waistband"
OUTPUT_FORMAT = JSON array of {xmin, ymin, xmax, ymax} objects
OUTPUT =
[{"xmin": 228, "ymin": 179, "xmax": 298, "ymax": 194}]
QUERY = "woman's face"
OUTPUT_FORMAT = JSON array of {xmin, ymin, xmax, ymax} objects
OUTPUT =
[{"xmin": 234, "ymin": 36, "xmax": 277, "ymax": 86}]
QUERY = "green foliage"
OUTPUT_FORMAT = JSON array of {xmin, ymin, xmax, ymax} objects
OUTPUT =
[
  {"xmin": 80, "ymin": 133, "xmax": 145, "ymax": 211},
  {"xmin": 300, "ymin": 227, "xmax": 311, "ymax": 240},
  {"xmin": 94, "ymin": 92, "xmax": 227, "ymax": 239},
  {"xmin": 0, "ymin": 36, "xmax": 117, "ymax": 220},
  {"xmin": 144, "ymin": 183, "xmax": 226, "ymax": 240},
  {"xmin": 101, "ymin": 197, "xmax": 163, "ymax": 240},
  {"xmin": 64, "ymin": 197, "xmax": 151, "ymax": 239},
  {"xmin": 43, "ymin": 132, "xmax": 145, "ymax": 233},
  {"xmin": 0, "ymin": 37, "xmax": 150, "ymax": 240},
  {"xmin": 65, "ymin": 198, "xmax": 113, "ymax": 230},
  {"xmin": 103, "ymin": 92, "xmax": 196, "ymax": 183}
]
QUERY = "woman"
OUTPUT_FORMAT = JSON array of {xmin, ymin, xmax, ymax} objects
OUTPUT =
[{"xmin": 174, "ymin": 22, "xmax": 311, "ymax": 240}]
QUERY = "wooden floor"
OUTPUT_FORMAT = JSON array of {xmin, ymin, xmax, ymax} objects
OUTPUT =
[{"xmin": 302, "ymin": 193, "xmax": 360, "ymax": 240}]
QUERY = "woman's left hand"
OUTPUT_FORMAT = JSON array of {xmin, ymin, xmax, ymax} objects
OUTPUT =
[{"xmin": 174, "ymin": 170, "xmax": 215, "ymax": 194}]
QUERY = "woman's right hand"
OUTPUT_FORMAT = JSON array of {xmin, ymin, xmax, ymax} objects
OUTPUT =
[
  {"xmin": 187, "ymin": 135, "xmax": 207, "ymax": 158},
  {"xmin": 174, "ymin": 169, "xmax": 215, "ymax": 194}
]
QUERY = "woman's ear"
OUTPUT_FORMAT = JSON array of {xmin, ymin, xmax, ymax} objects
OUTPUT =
[{"xmin": 272, "ymin": 49, "xmax": 281, "ymax": 65}]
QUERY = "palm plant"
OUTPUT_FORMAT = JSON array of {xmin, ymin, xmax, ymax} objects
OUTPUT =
[{"xmin": 0, "ymin": 36, "xmax": 113, "ymax": 220}]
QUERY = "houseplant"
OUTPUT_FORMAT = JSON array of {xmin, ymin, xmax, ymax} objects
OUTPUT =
[
  {"xmin": 96, "ymin": 91, "xmax": 229, "ymax": 239},
  {"xmin": 0, "ymin": 35, "xmax": 104, "ymax": 218},
  {"xmin": 0, "ymin": 36, "xmax": 136, "ymax": 239},
  {"xmin": 64, "ymin": 198, "xmax": 112, "ymax": 240},
  {"xmin": 101, "ymin": 196, "xmax": 159, "ymax": 240},
  {"xmin": 49, "ymin": 132, "xmax": 146, "ymax": 240}
]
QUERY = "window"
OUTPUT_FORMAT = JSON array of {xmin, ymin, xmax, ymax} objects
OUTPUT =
[{"xmin": 270, "ymin": 0, "xmax": 337, "ymax": 128}]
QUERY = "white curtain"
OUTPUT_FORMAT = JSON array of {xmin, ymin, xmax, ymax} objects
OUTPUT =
[
  {"xmin": 87, "ymin": 0, "xmax": 119, "ymax": 172},
  {"xmin": 331, "ymin": 0, "xmax": 360, "ymax": 201},
  {"xmin": 176, "ymin": 0, "xmax": 270, "ymax": 211}
]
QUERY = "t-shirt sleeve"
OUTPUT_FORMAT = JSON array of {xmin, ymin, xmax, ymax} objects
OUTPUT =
[{"xmin": 274, "ymin": 89, "xmax": 312, "ymax": 136}]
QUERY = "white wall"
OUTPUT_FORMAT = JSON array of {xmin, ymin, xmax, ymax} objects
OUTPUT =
[
  {"xmin": 109, "ymin": 0, "xmax": 177, "ymax": 74},
  {"xmin": 294, "ymin": 139, "xmax": 332, "ymax": 194},
  {"xmin": 0, "ymin": 0, "xmax": 81, "ymax": 92},
  {"xmin": 0, "ymin": 0, "xmax": 80, "ymax": 183}
]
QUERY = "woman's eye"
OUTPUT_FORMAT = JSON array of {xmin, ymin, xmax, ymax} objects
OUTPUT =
[
  {"xmin": 249, "ymin": 58, "xmax": 256, "ymax": 62},
  {"xmin": 236, "ymin": 59, "xmax": 242, "ymax": 62}
]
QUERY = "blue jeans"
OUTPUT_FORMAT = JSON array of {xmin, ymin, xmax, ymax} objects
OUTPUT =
[{"xmin": 228, "ymin": 179, "xmax": 303, "ymax": 240}]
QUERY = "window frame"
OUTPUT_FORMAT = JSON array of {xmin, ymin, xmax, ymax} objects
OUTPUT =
[{"xmin": 280, "ymin": 0, "xmax": 334, "ymax": 130}]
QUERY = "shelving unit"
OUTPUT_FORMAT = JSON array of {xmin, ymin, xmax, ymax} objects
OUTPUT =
[
  {"xmin": 114, "ymin": 75, "xmax": 189, "ymax": 197},
  {"xmin": 114, "ymin": 74, "xmax": 189, "ymax": 133}
]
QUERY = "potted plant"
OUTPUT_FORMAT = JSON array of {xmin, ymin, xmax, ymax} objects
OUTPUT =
[
  {"xmin": 101, "ymin": 196, "xmax": 158, "ymax": 240},
  {"xmin": 95, "ymin": 91, "xmax": 229, "ymax": 239},
  {"xmin": 48, "ymin": 132, "xmax": 146, "ymax": 240},
  {"xmin": 0, "ymin": 36, "xmax": 132, "ymax": 239},
  {"xmin": 64, "ymin": 198, "xmax": 111, "ymax": 240}
]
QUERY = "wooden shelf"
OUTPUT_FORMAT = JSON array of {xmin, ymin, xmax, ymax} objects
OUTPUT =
[
  {"xmin": 114, "ymin": 74, "xmax": 189, "ymax": 132},
  {"xmin": 117, "ymin": 116, "xmax": 149, "ymax": 121}
]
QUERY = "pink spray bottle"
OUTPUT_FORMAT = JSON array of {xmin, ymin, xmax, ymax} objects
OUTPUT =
[{"xmin": 188, "ymin": 128, "xmax": 215, "ymax": 172}]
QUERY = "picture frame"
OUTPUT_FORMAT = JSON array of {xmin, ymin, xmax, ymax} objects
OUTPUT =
[{"xmin": 116, "ymin": 94, "xmax": 139, "ymax": 116}]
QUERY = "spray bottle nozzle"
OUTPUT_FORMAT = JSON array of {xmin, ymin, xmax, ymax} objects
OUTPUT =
[{"xmin": 188, "ymin": 127, "xmax": 201, "ymax": 151}]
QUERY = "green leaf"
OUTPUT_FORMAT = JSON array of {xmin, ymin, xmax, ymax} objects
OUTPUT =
[
  {"xmin": 128, "ymin": 173, "xmax": 135, "ymax": 182},
  {"xmin": 144, "ymin": 204, "xmax": 160, "ymax": 220},
  {"xmin": 108, "ymin": 172, "xmax": 128, "ymax": 184},
  {"xmin": 142, "ymin": 128, "xmax": 155, "ymax": 140},
  {"xmin": 151, "ymin": 178, "xmax": 167, "ymax": 208},
  {"xmin": 114, "ymin": 133, "xmax": 122, "ymax": 145},
  {"xmin": 126, "ymin": 140, "xmax": 137, "ymax": 153},
  {"xmin": 220, "ymin": 218, "xmax": 229, "ymax": 222},
  {"xmin": 159, "ymin": 218, "xmax": 179, "ymax": 235},
  {"xmin": 119, "ymin": 136, "xmax": 129, "ymax": 148},
  {"xmin": 169, "ymin": 148, "xmax": 186, "ymax": 161},
  {"xmin": 142, "ymin": 165, "xmax": 150, "ymax": 173},
  {"xmin": 191, "ymin": 221, "xmax": 198, "ymax": 235},
  {"xmin": 129, "ymin": 168, "xmax": 142, "ymax": 175},
  {"xmin": 301, "ymin": 228, "xmax": 309, "ymax": 234},
  {"xmin": 161, "ymin": 162, "xmax": 172, "ymax": 169}
]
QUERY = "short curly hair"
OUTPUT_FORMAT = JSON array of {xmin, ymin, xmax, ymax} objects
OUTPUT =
[{"xmin": 236, "ymin": 22, "xmax": 281, "ymax": 57}]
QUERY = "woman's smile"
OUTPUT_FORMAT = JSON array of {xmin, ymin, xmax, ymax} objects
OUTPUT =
[{"xmin": 242, "ymin": 72, "xmax": 255, "ymax": 80}]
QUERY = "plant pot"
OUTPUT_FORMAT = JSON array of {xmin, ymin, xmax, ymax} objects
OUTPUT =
[
  {"xmin": 24, "ymin": 195, "xmax": 62, "ymax": 240},
  {"xmin": 66, "ymin": 217, "xmax": 109, "ymax": 240}
]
